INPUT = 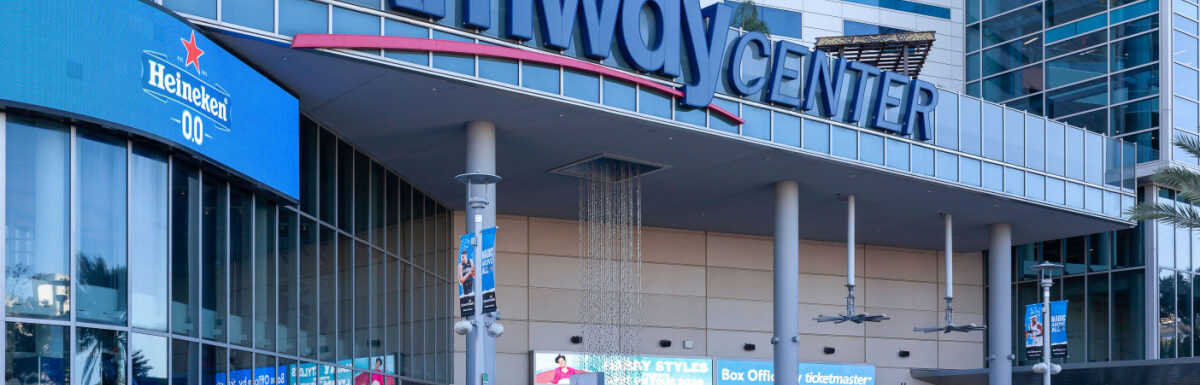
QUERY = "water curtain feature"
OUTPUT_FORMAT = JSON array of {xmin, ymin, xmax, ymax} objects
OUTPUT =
[{"xmin": 576, "ymin": 159, "xmax": 644, "ymax": 383}]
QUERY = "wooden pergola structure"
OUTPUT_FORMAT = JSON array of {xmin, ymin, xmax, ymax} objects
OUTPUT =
[{"xmin": 813, "ymin": 31, "xmax": 936, "ymax": 77}]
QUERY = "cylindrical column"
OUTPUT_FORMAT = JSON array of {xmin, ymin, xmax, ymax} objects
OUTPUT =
[
  {"xmin": 1041, "ymin": 278, "xmax": 1052, "ymax": 385},
  {"xmin": 989, "ymin": 223, "xmax": 1013, "ymax": 385},
  {"xmin": 465, "ymin": 121, "xmax": 497, "ymax": 385},
  {"xmin": 847, "ymin": 195, "xmax": 855, "ymax": 287},
  {"xmin": 774, "ymin": 181, "xmax": 799, "ymax": 385},
  {"xmin": 945, "ymin": 214, "xmax": 953, "ymax": 299}
]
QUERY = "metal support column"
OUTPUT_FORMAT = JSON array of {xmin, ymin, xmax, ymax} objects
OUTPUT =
[
  {"xmin": 988, "ymin": 223, "xmax": 1013, "ymax": 385},
  {"xmin": 464, "ymin": 121, "xmax": 498, "ymax": 385},
  {"xmin": 773, "ymin": 181, "xmax": 799, "ymax": 385}
]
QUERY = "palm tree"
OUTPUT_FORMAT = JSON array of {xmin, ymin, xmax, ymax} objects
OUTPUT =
[
  {"xmin": 731, "ymin": 1, "xmax": 771, "ymax": 37},
  {"xmin": 1127, "ymin": 136, "xmax": 1200, "ymax": 227}
]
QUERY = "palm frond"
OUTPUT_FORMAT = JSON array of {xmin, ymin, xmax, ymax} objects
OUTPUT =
[
  {"xmin": 1151, "ymin": 166, "xmax": 1200, "ymax": 202},
  {"xmin": 1127, "ymin": 202, "xmax": 1200, "ymax": 228},
  {"xmin": 1178, "ymin": 135, "xmax": 1200, "ymax": 160}
]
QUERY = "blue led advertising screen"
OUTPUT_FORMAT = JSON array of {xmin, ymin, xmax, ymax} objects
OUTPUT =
[{"xmin": 0, "ymin": 0, "xmax": 299, "ymax": 200}]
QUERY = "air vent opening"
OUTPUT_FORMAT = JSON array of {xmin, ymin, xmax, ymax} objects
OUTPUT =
[{"xmin": 550, "ymin": 154, "xmax": 667, "ymax": 181}]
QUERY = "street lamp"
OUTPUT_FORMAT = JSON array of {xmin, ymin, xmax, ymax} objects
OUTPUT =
[{"xmin": 1030, "ymin": 262, "xmax": 1063, "ymax": 385}]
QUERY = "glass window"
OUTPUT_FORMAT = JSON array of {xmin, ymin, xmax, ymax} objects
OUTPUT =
[
  {"xmin": 1177, "ymin": 65, "xmax": 1199, "ymax": 101},
  {"xmin": 278, "ymin": 209, "xmax": 299, "ymax": 356},
  {"xmin": 961, "ymin": 157, "xmax": 981, "ymax": 186},
  {"xmin": 1025, "ymin": 116, "xmax": 1046, "ymax": 170},
  {"xmin": 1025, "ymin": 172, "xmax": 1045, "ymax": 199},
  {"xmin": 1180, "ymin": 0, "xmax": 1200, "ymax": 19},
  {"xmin": 1047, "ymin": 78, "xmax": 1107, "ymax": 119},
  {"xmin": 885, "ymin": 139, "xmax": 909, "ymax": 170},
  {"xmin": 8, "ymin": 322, "xmax": 70, "ymax": 385},
  {"xmin": 201, "ymin": 174, "xmax": 228, "ymax": 342},
  {"xmin": 1176, "ymin": 31, "xmax": 1199, "ymax": 67},
  {"xmin": 229, "ymin": 188, "xmax": 253, "ymax": 347},
  {"xmin": 355, "ymin": 153, "xmax": 370, "ymax": 240},
  {"xmin": 1005, "ymin": 93, "xmax": 1044, "ymax": 115},
  {"xmin": 1046, "ymin": 45, "xmax": 1107, "ymax": 88},
  {"xmin": 912, "ymin": 146, "xmax": 934, "ymax": 176},
  {"xmin": 935, "ymin": 91, "xmax": 959, "ymax": 149},
  {"xmin": 983, "ymin": 162, "xmax": 1003, "ymax": 191},
  {"xmin": 983, "ymin": 104, "xmax": 1004, "ymax": 161},
  {"xmin": 1112, "ymin": 269, "xmax": 1146, "ymax": 360},
  {"xmin": 983, "ymin": 0, "xmax": 1039, "ymax": 19},
  {"xmin": 983, "ymin": 65, "xmax": 1043, "ymax": 102},
  {"xmin": 332, "ymin": 7, "xmax": 379, "ymax": 35},
  {"xmin": 523, "ymin": 63, "xmax": 560, "ymax": 94},
  {"xmin": 860, "ymin": 133, "xmax": 884, "ymax": 165},
  {"xmin": 5, "ymin": 116, "xmax": 70, "ymax": 319},
  {"xmin": 1177, "ymin": 14, "xmax": 1199, "ymax": 35},
  {"xmin": 223, "ymin": 0, "xmax": 274, "ymax": 32},
  {"xmin": 1112, "ymin": 33, "xmax": 1160, "ymax": 71},
  {"xmin": 1111, "ymin": 97, "xmax": 1160, "ymax": 135},
  {"xmin": 75, "ymin": 327, "xmax": 126, "ymax": 385},
  {"xmin": 171, "ymin": 163, "xmax": 200, "ymax": 336},
  {"xmin": 1061, "ymin": 276, "xmax": 1087, "ymax": 363},
  {"xmin": 741, "ymin": 105, "xmax": 769, "ymax": 140},
  {"xmin": 983, "ymin": 37, "xmax": 1043, "ymax": 77},
  {"xmin": 318, "ymin": 130, "xmax": 336, "ymax": 224},
  {"xmin": 1085, "ymin": 132, "xmax": 1104, "ymax": 184},
  {"xmin": 772, "ymin": 113, "xmax": 801, "ymax": 147},
  {"xmin": 1161, "ymin": 270, "xmax": 1178, "ymax": 358},
  {"xmin": 802, "ymin": 120, "xmax": 830, "ymax": 153},
  {"xmin": 254, "ymin": 200, "xmax": 277, "ymax": 351},
  {"xmin": 1046, "ymin": 122, "xmax": 1066, "ymax": 175},
  {"xmin": 130, "ymin": 146, "xmax": 168, "ymax": 331},
  {"xmin": 1112, "ymin": 65, "xmax": 1160, "ymax": 103},
  {"xmin": 338, "ymin": 235, "xmax": 354, "ymax": 362},
  {"xmin": 1064, "ymin": 108, "xmax": 1109, "ymax": 134},
  {"xmin": 936, "ymin": 151, "xmax": 958, "ymax": 181},
  {"xmin": 1047, "ymin": 177, "xmax": 1066, "ymax": 204},
  {"xmin": 76, "ymin": 132, "xmax": 127, "ymax": 325},
  {"xmin": 430, "ymin": 34, "xmax": 473, "ymax": 76},
  {"xmin": 355, "ymin": 243, "xmax": 371, "ymax": 359},
  {"xmin": 1047, "ymin": 29, "xmax": 1106, "ymax": 57},
  {"xmin": 318, "ymin": 226, "xmax": 336, "ymax": 362},
  {"xmin": 1004, "ymin": 109, "xmax": 1025, "ymax": 165},
  {"xmin": 1113, "ymin": 0, "xmax": 1159, "ymax": 22},
  {"xmin": 131, "ymin": 334, "xmax": 168, "ymax": 385},
  {"xmin": 602, "ymin": 79, "xmax": 636, "ymax": 111},
  {"xmin": 164, "ymin": 0, "xmax": 216, "ymax": 19},
  {"xmin": 201, "ymin": 346, "xmax": 226, "ymax": 385},
  {"xmin": 1111, "ymin": 15, "xmax": 1159, "ymax": 39},
  {"xmin": 967, "ymin": 24, "xmax": 981, "ymax": 52},
  {"xmin": 1046, "ymin": 0, "xmax": 1106, "ymax": 26},
  {"xmin": 1177, "ymin": 97, "xmax": 1200, "ymax": 133},
  {"xmin": 1004, "ymin": 167, "xmax": 1024, "ymax": 195},
  {"xmin": 299, "ymin": 217, "xmax": 319, "ymax": 359},
  {"xmin": 843, "ymin": 20, "xmax": 910, "ymax": 36},
  {"xmin": 383, "ymin": 20, "xmax": 429, "ymax": 65},
  {"xmin": 479, "ymin": 58, "xmax": 518, "ymax": 85},
  {"xmin": 961, "ymin": 98, "xmax": 982, "ymax": 155},
  {"xmin": 831, "ymin": 126, "xmax": 857, "ymax": 159},
  {"xmin": 1066, "ymin": 128, "xmax": 1085, "ymax": 179},
  {"xmin": 982, "ymin": 4, "xmax": 1043, "ymax": 47},
  {"xmin": 563, "ymin": 70, "xmax": 600, "ymax": 103},
  {"xmin": 299, "ymin": 119, "xmax": 317, "ymax": 215},
  {"xmin": 337, "ymin": 140, "xmax": 353, "ymax": 231},
  {"xmin": 278, "ymin": 0, "xmax": 328, "ymax": 36},
  {"xmin": 1067, "ymin": 182, "xmax": 1085, "ymax": 208}
]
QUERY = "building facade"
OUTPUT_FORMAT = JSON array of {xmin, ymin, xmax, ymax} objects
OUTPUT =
[{"xmin": 1, "ymin": 0, "xmax": 1174, "ymax": 384}]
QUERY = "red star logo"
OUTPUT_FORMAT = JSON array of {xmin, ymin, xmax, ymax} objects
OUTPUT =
[{"xmin": 181, "ymin": 31, "xmax": 204, "ymax": 72}]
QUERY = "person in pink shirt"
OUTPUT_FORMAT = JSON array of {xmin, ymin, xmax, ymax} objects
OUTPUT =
[{"xmin": 550, "ymin": 355, "xmax": 585, "ymax": 384}]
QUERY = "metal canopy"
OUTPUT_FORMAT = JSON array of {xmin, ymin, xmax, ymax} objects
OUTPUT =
[
  {"xmin": 206, "ymin": 30, "xmax": 1131, "ymax": 252},
  {"xmin": 814, "ymin": 31, "xmax": 936, "ymax": 77}
]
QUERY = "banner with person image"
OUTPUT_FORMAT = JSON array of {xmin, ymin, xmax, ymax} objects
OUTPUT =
[
  {"xmin": 458, "ymin": 233, "xmax": 476, "ymax": 317},
  {"xmin": 531, "ymin": 351, "xmax": 712, "ymax": 385}
]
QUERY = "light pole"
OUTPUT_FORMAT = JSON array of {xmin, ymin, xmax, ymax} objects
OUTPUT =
[{"xmin": 1030, "ymin": 262, "xmax": 1063, "ymax": 385}]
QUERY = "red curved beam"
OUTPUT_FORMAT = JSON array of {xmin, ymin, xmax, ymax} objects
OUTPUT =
[{"xmin": 291, "ymin": 34, "xmax": 744, "ymax": 125}]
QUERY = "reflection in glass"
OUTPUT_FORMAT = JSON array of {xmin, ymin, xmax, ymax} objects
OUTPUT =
[
  {"xmin": 255, "ymin": 200, "xmax": 277, "ymax": 351},
  {"xmin": 1111, "ymin": 33, "xmax": 1159, "ymax": 71},
  {"xmin": 201, "ymin": 175, "xmax": 228, "ymax": 342},
  {"xmin": 7, "ymin": 322, "xmax": 70, "ymax": 385},
  {"xmin": 1045, "ymin": 46, "xmax": 1106, "ymax": 88},
  {"xmin": 130, "ymin": 146, "xmax": 168, "ymax": 331},
  {"xmin": 76, "ymin": 132, "xmax": 127, "ymax": 325},
  {"xmin": 1161, "ymin": 270, "xmax": 1178, "ymax": 358},
  {"xmin": 172, "ymin": 163, "xmax": 200, "ymax": 336},
  {"xmin": 319, "ymin": 226, "xmax": 337, "ymax": 362},
  {"xmin": 227, "ymin": 187, "xmax": 252, "ymax": 347},
  {"xmin": 131, "ymin": 334, "xmax": 168, "ymax": 385},
  {"xmin": 200, "ymin": 345, "xmax": 225, "ymax": 385},
  {"xmin": 1062, "ymin": 276, "xmax": 1085, "ymax": 363},
  {"xmin": 1111, "ymin": 65, "xmax": 1159, "ymax": 103},
  {"xmin": 1113, "ymin": 269, "xmax": 1145, "ymax": 360},
  {"xmin": 279, "ymin": 209, "xmax": 299, "ymax": 356},
  {"xmin": 5, "ymin": 116, "xmax": 70, "ymax": 319},
  {"xmin": 1087, "ymin": 274, "xmax": 1109, "ymax": 362},
  {"xmin": 75, "ymin": 327, "xmax": 126, "ymax": 385}
]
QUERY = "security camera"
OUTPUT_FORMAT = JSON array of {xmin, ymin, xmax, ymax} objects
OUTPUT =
[
  {"xmin": 486, "ymin": 322, "xmax": 505, "ymax": 337},
  {"xmin": 454, "ymin": 320, "xmax": 474, "ymax": 335}
]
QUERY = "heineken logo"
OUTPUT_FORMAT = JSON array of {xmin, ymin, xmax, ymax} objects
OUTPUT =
[{"xmin": 141, "ymin": 31, "xmax": 231, "ymax": 146}]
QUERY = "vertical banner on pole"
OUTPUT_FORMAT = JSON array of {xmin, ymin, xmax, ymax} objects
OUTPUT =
[
  {"xmin": 1024, "ymin": 303, "xmax": 1044, "ymax": 359},
  {"xmin": 1050, "ymin": 300, "xmax": 1068, "ymax": 358},
  {"xmin": 458, "ymin": 233, "xmax": 477, "ymax": 317},
  {"xmin": 481, "ymin": 227, "xmax": 499, "ymax": 314}
]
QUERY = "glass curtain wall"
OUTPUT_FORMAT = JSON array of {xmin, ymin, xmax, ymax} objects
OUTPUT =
[
  {"xmin": 966, "ymin": 0, "xmax": 1161, "ymax": 162},
  {"xmin": 1154, "ymin": 187, "xmax": 1200, "ymax": 359},
  {"xmin": 1, "ymin": 110, "xmax": 454, "ymax": 385},
  {"xmin": 1010, "ymin": 187, "xmax": 1148, "ymax": 365}
]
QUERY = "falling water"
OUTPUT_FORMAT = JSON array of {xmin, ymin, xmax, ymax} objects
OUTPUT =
[{"xmin": 577, "ymin": 160, "xmax": 643, "ymax": 384}]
